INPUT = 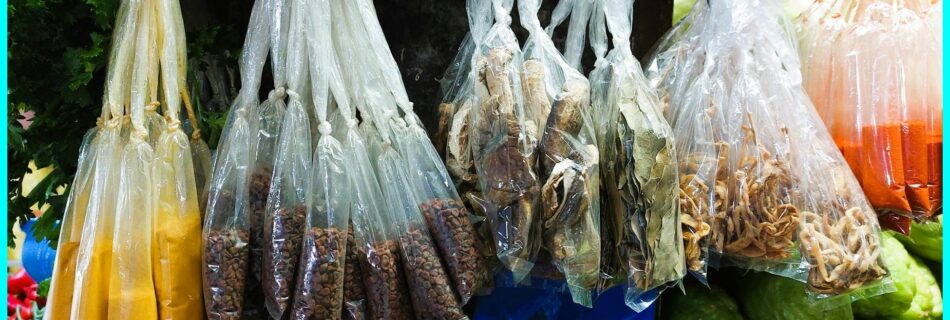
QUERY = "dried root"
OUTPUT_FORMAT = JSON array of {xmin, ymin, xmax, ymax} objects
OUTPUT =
[{"xmin": 800, "ymin": 208, "xmax": 886, "ymax": 294}]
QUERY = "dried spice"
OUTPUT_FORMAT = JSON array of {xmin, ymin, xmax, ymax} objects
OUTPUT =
[
  {"xmin": 343, "ymin": 227, "xmax": 367, "ymax": 320},
  {"xmin": 263, "ymin": 204, "xmax": 308, "ymax": 313},
  {"xmin": 435, "ymin": 102, "xmax": 456, "ymax": 160},
  {"xmin": 359, "ymin": 240, "xmax": 414, "ymax": 320},
  {"xmin": 204, "ymin": 229, "xmax": 250, "ymax": 320},
  {"xmin": 291, "ymin": 227, "xmax": 346, "ymax": 320},
  {"xmin": 711, "ymin": 122, "xmax": 798, "ymax": 260},
  {"xmin": 472, "ymin": 47, "xmax": 541, "ymax": 276},
  {"xmin": 800, "ymin": 208, "xmax": 887, "ymax": 294},
  {"xmin": 399, "ymin": 224, "xmax": 467, "ymax": 319},
  {"xmin": 420, "ymin": 198, "xmax": 485, "ymax": 304}
]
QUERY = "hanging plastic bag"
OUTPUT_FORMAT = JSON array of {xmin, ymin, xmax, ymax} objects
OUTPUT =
[
  {"xmin": 330, "ymin": 3, "xmax": 415, "ymax": 318},
  {"xmin": 796, "ymin": 0, "xmax": 943, "ymax": 233},
  {"xmin": 67, "ymin": 0, "xmax": 142, "ymax": 316},
  {"xmin": 202, "ymin": 0, "xmax": 271, "ymax": 318},
  {"xmin": 649, "ymin": 0, "xmax": 888, "ymax": 298},
  {"xmin": 150, "ymin": 0, "xmax": 206, "ymax": 317},
  {"xmin": 588, "ymin": 0, "xmax": 684, "ymax": 310},
  {"xmin": 287, "ymin": 0, "xmax": 352, "ymax": 317},
  {"xmin": 518, "ymin": 0, "xmax": 601, "ymax": 306},
  {"xmin": 108, "ymin": 1, "xmax": 160, "ymax": 317},
  {"xmin": 467, "ymin": 0, "xmax": 542, "ymax": 282},
  {"xmin": 643, "ymin": 1, "xmax": 717, "ymax": 284},
  {"xmin": 247, "ymin": 2, "xmax": 290, "ymax": 314},
  {"xmin": 44, "ymin": 127, "xmax": 97, "ymax": 320},
  {"xmin": 261, "ymin": 0, "xmax": 313, "ymax": 315}
]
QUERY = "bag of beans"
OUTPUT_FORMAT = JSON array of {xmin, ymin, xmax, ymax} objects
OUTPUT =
[
  {"xmin": 247, "ymin": 0, "xmax": 290, "ymax": 312},
  {"xmin": 518, "ymin": 0, "xmax": 602, "ymax": 307},
  {"xmin": 466, "ymin": 0, "xmax": 543, "ymax": 283},
  {"xmin": 261, "ymin": 0, "xmax": 313, "ymax": 316},
  {"xmin": 646, "ymin": 0, "xmax": 889, "ymax": 300},
  {"xmin": 288, "ymin": 0, "xmax": 353, "ymax": 317},
  {"xmin": 202, "ymin": 0, "xmax": 271, "ymax": 318},
  {"xmin": 587, "ymin": 0, "xmax": 684, "ymax": 310}
]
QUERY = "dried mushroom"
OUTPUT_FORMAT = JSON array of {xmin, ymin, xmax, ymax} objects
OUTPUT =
[{"xmin": 800, "ymin": 207, "xmax": 886, "ymax": 294}]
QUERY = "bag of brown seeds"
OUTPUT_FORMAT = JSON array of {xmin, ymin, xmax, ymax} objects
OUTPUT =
[
  {"xmin": 201, "ymin": 0, "xmax": 271, "ymax": 318},
  {"xmin": 261, "ymin": 0, "xmax": 313, "ymax": 316}
]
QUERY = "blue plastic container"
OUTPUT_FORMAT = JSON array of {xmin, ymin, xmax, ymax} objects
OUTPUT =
[
  {"xmin": 20, "ymin": 219, "xmax": 57, "ymax": 282},
  {"xmin": 472, "ymin": 275, "xmax": 656, "ymax": 319}
]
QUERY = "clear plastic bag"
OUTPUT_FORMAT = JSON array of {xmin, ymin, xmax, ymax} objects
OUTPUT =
[
  {"xmin": 519, "ymin": 0, "xmax": 602, "ymax": 307},
  {"xmin": 467, "ymin": 0, "xmax": 542, "ymax": 282},
  {"xmin": 589, "ymin": 0, "xmax": 684, "ymax": 310},
  {"xmin": 202, "ymin": 0, "xmax": 271, "ymax": 318},
  {"xmin": 330, "ymin": 2, "xmax": 414, "ymax": 318},
  {"xmin": 67, "ymin": 0, "xmax": 142, "ymax": 316},
  {"xmin": 108, "ymin": 1, "xmax": 160, "ymax": 317},
  {"xmin": 262, "ymin": 0, "xmax": 313, "ymax": 315},
  {"xmin": 648, "ymin": 0, "xmax": 889, "ymax": 299},
  {"xmin": 44, "ymin": 127, "xmax": 97, "ymax": 320},
  {"xmin": 797, "ymin": 0, "xmax": 943, "ymax": 233}
]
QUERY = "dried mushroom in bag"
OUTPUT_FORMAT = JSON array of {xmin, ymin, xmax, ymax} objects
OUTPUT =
[
  {"xmin": 517, "ymin": 0, "xmax": 601, "ymax": 306},
  {"xmin": 646, "ymin": 0, "xmax": 888, "ymax": 298}
]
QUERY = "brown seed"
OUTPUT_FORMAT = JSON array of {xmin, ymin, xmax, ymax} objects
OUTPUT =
[
  {"xmin": 290, "ymin": 227, "xmax": 346, "ymax": 320},
  {"xmin": 399, "ymin": 223, "xmax": 467, "ymax": 319},
  {"xmin": 420, "ymin": 198, "xmax": 487, "ymax": 304},
  {"xmin": 359, "ymin": 240, "xmax": 414, "ymax": 320},
  {"xmin": 263, "ymin": 204, "xmax": 308, "ymax": 316},
  {"xmin": 204, "ymin": 228, "xmax": 250, "ymax": 320}
]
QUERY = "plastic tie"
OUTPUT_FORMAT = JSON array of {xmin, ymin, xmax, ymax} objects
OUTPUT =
[
  {"xmin": 345, "ymin": 118, "xmax": 358, "ymax": 128},
  {"xmin": 167, "ymin": 118, "xmax": 181, "ymax": 131},
  {"xmin": 192, "ymin": 129, "xmax": 203, "ymax": 140},
  {"xmin": 493, "ymin": 0, "xmax": 512, "ymax": 26},
  {"xmin": 269, "ymin": 87, "xmax": 287, "ymax": 101},
  {"xmin": 318, "ymin": 121, "xmax": 332, "ymax": 135},
  {"xmin": 106, "ymin": 117, "xmax": 122, "ymax": 128},
  {"xmin": 131, "ymin": 128, "xmax": 148, "ymax": 142}
]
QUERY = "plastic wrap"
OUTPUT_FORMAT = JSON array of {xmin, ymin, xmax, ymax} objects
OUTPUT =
[
  {"xmin": 587, "ymin": 0, "xmax": 683, "ymax": 310},
  {"xmin": 67, "ymin": 0, "xmax": 141, "ymax": 316},
  {"xmin": 262, "ymin": 0, "xmax": 312, "ymax": 315},
  {"xmin": 151, "ymin": 0, "xmax": 206, "ymax": 317},
  {"xmin": 331, "ymin": 1, "xmax": 414, "ymax": 317},
  {"xmin": 796, "ymin": 0, "xmax": 943, "ymax": 233},
  {"xmin": 644, "ymin": 0, "xmax": 716, "ymax": 283},
  {"xmin": 288, "ymin": 0, "xmax": 352, "ymax": 317},
  {"xmin": 647, "ymin": 0, "xmax": 889, "ymax": 299},
  {"xmin": 44, "ymin": 127, "xmax": 97, "ymax": 320},
  {"xmin": 107, "ymin": 1, "xmax": 159, "ymax": 317},
  {"xmin": 202, "ymin": 0, "xmax": 271, "ymax": 318},
  {"xmin": 519, "ymin": 0, "xmax": 601, "ymax": 307},
  {"xmin": 467, "ymin": 0, "xmax": 542, "ymax": 282}
]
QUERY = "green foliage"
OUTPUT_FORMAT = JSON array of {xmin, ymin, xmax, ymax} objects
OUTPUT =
[{"xmin": 8, "ymin": 0, "xmax": 118, "ymax": 246}]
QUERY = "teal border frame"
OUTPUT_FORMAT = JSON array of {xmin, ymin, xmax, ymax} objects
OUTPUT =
[{"xmin": 2, "ymin": 0, "xmax": 10, "ymax": 298}]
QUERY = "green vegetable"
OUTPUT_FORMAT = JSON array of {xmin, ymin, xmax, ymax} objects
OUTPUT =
[
  {"xmin": 672, "ymin": 0, "xmax": 696, "ymax": 24},
  {"xmin": 662, "ymin": 280, "xmax": 743, "ymax": 320},
  {"xmin": 854, "ymin": 231, "xmax": 943, "ymax": 319},
  {"xmin": 738, "ymin": 272, "xmax": 852, "ymax": 320},
  {"xmin": 894, "ymin": 215, "xmax": 942, "ymax": 262}
]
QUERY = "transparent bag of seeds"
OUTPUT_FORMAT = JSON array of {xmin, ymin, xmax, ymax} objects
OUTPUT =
[
  {"xmin": 289, "ymin": 0, "xmax": 352, "ymax": 317},
  {"xmin": 466, "ymin": 0, "xmax": 542, "ymax": 283},
  {"xmin": 518, "ymin": 0, "xmax": 602, "ymax": 307},
  {"xmin": 67, "ymin": 0, "xmax": 140, "ymax": 316},
  {"xmin": 330, "ymin": 1, "xmax": 414, "ymax": 317},
  {"xmin": 201, "ymin": 0, "xmax": 270, "ymax": 318},
  {"xmin": 262, "ymin": 0, "xmax": 313, "ymax": 316},
  {"xmin": 588, "ymin": 0, "xmax": 683, "ymax": 310},
  {"xmin": 248, "ymin": 1, "xmax": 291, "ymax": 309},
  {"xmin": 648, "ymin": 0, "xmax": 889, "ymax": 300}
]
